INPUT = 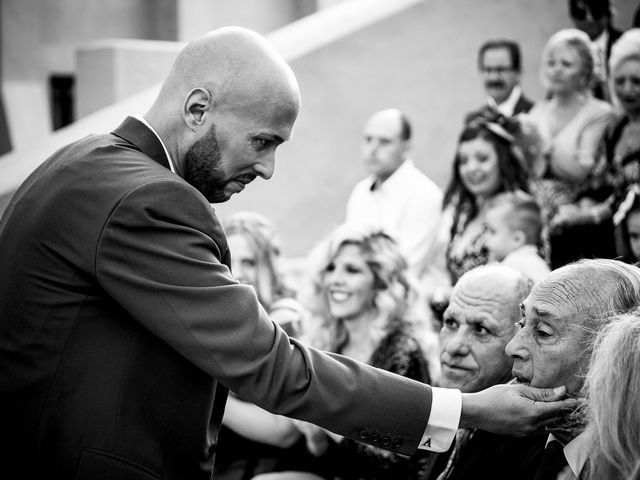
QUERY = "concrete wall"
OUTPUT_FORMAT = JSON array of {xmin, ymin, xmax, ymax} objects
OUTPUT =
[{"xmin": 2, "ymin": 0, "xmax": 638, "ymax": 258}]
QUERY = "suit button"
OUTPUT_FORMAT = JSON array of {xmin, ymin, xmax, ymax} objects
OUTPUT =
[
  {"xmin": 370, "ymin": 433, "xmax": 380, "ymax": 443},
  {"xmin": 381, "ymin": 436, "xmax": 391, "ymax": 446},
  {"xmin": 359, "ymin": 428, "xmax": 369, "ymax": 440},
  {"xmin": 391, "ymin": 438, "xmax": 403, "ymax": 449}
]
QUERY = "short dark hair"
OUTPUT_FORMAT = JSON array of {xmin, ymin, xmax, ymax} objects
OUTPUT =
[
  {"xmin": 569, "ymin": 0, "xmax": 611, "ymax": 21},
  {"xmin": 478, "ymin": 39, "xmax": 522, "ymax": 72},
  {"xmin": 399, "ymin": 112, "xmax": 412, "ymax": 141},
  {"xmin": 487, "ymin": 191, "xmax": 543, "ymax": 245}
]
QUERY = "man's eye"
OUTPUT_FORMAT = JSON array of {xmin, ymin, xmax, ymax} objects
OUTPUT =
[
  {"xmin": 534, "ymin": 326, "xmax": 553, "ymax": 339},
  {"xmin": 254, "ymin": 138, "xmax": 269, "ymax": 148},
  {"xmin": 474, "ymin": 325, "xmax": 489, "ymax": 336},
  {"xmin": 443, "ymin": 318, "xmax": 458, "ymax": 329}
]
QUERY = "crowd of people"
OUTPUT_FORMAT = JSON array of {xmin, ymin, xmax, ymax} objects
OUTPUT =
[
  {"xmin": 1, "ymin": 1, "xmax": 640, "ymax": 480},
  {"xmin": 212, "ymin": 2, "xmax": 640, "ymax": 479}
]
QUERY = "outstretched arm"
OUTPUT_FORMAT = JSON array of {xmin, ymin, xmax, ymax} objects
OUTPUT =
[{"xmin": 460, "ymin": 384, "xmax": 578, "ymax": 436}]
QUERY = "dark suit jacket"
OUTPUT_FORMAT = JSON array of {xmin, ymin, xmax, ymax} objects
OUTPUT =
[
  {"xmin": 0, "ymin": 117, "xmax": 433, "ymax": 479},
  {"xmin": 464, "ymin": 91, "xmax": 535, "ymax": 125},
  {"xmin": 418, "ymin": 429, "xmax": 546, "ymax": 480}
]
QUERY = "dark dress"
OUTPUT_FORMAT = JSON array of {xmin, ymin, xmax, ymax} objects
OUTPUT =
[{"xmin": 316, "ymin": 327, "xmax": 431, "ymax": 480}]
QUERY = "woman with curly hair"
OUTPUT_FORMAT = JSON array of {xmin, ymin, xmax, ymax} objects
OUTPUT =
[{"xmin": 259, "ymin": 224, "xmax": 431, "ymax": 480}]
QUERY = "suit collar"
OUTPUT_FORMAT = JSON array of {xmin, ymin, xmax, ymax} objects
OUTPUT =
[{"xmin": 112, "ymin": 116, "xmax": 171, "ymax": 170}]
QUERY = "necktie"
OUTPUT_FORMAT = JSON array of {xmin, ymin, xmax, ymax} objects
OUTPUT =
[
  {"xmin": 435, "ymin": 428, "xmax": 474, "ymax": 480},
  {"xmin": 534, "ymin": 439, "xmax": 568, "ymax": 480}
]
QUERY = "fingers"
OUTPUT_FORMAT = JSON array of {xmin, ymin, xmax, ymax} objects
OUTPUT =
[{"xmin": 519, "ymin": 385, "xmax": 567, "ymax": 402}]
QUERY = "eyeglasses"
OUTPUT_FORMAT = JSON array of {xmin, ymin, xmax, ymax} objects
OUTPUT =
[{"xmin": 481, "ymin": 66, "xmax": 515, "ymax": 75}]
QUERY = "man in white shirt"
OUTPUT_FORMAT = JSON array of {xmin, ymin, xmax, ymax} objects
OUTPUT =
[
  {"xmin": 346, "ymin": 109, "xmax": 443, "ymax": 286},
  {"xmin": 465, "ymin": 39, "xmax": 534, "ymax": 125},
  {"xmin": 505, "ymin": 259, "xmax": 640, "ymax": 479}
]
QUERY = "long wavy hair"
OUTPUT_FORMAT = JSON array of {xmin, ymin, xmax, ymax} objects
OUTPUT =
[
  {"xmin": 581, "ymin": 310, "xmax": 640, "ymax": 480},
  {"xmin": 301, "ymin": 224, "xmax": 416, "ymax": 353},
  {"xmin": 223, "ymin": 211, "xmax": 292, "ymax": 310},
  {"xmin": 443, "ymin": 122, "xmax": 531, "ymax": 233}
]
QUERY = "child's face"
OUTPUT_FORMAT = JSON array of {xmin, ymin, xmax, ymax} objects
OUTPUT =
[
  {"xmin": 626, "ymin": 210, "xmax": 640, "ymax": 261},
  {"xmin": 484, "ymin": 205, "xmax": 518, "ymax": 262}
]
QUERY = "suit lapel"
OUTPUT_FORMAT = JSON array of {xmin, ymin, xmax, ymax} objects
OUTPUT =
[{"xmin": 112, "ymin": 116, "xmax": 171, "ymax": 170}]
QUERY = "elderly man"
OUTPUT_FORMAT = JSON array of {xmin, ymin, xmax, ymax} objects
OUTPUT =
[
  {"xmin": 0, "ymin": 27, "xmax": 574, "ymax": 480},
  {"xmin": 506, "ymin": 259, "xmax": 640, "ymax": 479},
  {"xmin": 345, "ymin": 109, "xmax": 443, "ymax": 283},
  {"xmin": 420, "ymin": 265, "xmax": 546, "ymax": 480}
]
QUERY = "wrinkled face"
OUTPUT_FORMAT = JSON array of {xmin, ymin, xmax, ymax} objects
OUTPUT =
[
  {"xmin": 185, "ymin": 96, "xmax": 298, "ymax": 203},
  {"xmin": 322, "ymin": 244, "xmax": 375, "ymax": 321},
  {"xmin": 361, "ymin": 114, "xmax": 408, "ymax": 184},
  {"xmin": 439, "ymin": 275, "xmax": 518, "ymax": 393},
  {"xmin": 626, "ymin": 210, "xmax": 640, "ymax": 261},
  {"xmin": 458, "ymin": 137, "xmax": 502, "ymax": 200},
  {"xmin": 613, "ymin": 58, "xmax": 640, "ymax": 117},
  {"xmin": 544, "ymin": 43, "xmax": 587, "ymax": 95},
  {"xmin": 228, "ymin": 233, "xmax": 258, "ymax": 287},
  {"xmin": 480, "ymin": 47, "xmax": 520, "ymax": 105},
  {"xmin": 505, "ymin": 282, "xmax": 591, "ymax": 396},
  {"xmin": 485, "ymin": 204, "xmax": 517, "ymax": 262}
]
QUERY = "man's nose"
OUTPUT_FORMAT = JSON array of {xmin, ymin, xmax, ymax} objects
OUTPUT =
[
  {"xmin": 254, "ymin": 154, "xmax": 275, "ymax": 180},
  {"xmin": 444, "ymin": 330, "xmax": 470, "ymax": 356},
  {"xmin": 505, "ymin": 330, "xmax": 527, "ymax": 359}
]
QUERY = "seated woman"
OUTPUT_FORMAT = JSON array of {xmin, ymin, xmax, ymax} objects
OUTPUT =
[
  {"xmin": 213, "ymin": 211, "xmax": 308, "ymax": 480},
  {"xmin": 428, "ymin": 117, "xmax": 533, "ymax": 324},
  {"xmin": 581, "ymin": 310, "xmax": 640, "ymax": 480},
  {"xmin": 259, "ymin": 224, "xmax": 431, "ymax": 480},
  {"xmin": 439, "ymin": 117, "xmax": 532, "ymax": 283},
  {"xmin": 527, "ymin": 28, "xmax": 615, "ymax": 268}
]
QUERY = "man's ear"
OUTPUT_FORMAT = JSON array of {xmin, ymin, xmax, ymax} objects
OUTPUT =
[{"xmin": 184, "ymin": 88, "xmax": 213, "ymax": 128}]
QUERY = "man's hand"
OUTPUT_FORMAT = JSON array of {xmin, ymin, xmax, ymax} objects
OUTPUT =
[{"xmin": 459, "ymin": 384, "xmax": 579, "ymax": 436}]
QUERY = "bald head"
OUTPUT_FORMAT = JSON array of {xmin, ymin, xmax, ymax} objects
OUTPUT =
[
  {"xmin": 440, "ymin": 265, "xmax": 532, "ymax": 393},
  {"xmin": 144, "ymin": 27, "xmax": 301, "ymax": 203},
  {"xmin": 362, "ymin": 109, "xmax": 411, "ymax": 184}
]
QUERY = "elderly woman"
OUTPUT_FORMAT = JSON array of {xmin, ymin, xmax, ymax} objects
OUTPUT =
[
  {"xmin": 527, "ymin": 28, "xmax": 614, "ymax": 268},
  {"xmin": 259, "ymin": 224, "xmax": 430, "ymax": 480},
  {"xmin": 581, "ymin": 310, "xmax": 640, "ymax": 480}
]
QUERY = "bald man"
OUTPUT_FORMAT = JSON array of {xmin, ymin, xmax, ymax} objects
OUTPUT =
[
  {"xmin": 346, "ymin": 109, "xmax": 443, "ymax": 283},
  {"xmin": 0, "ymin": 27, "xmax": 574, "ymax": 480}
]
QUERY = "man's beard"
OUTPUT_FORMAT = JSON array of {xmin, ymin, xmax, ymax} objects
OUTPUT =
[{"xmin": 183, "ymin": 124, "xmax": 230, "ymax": 203}]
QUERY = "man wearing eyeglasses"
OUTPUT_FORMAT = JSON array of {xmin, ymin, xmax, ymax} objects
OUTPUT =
[{"xmin": 465, "ymin": 39, "xmax": 534, "ymax": 124}]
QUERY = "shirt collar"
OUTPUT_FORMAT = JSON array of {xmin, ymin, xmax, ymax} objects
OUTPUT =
[
  {"xmin": 370, "ymin": 158, "xmax": 413, "ymax": 192},
  {"xmin": 487, "ymin": 85, "xmax": 522, "ymax": 117},
  {"xmin": 547, "ymin": 432, "xmax": 590, "ymax": 477},
  {"xmin": 133, "ymin": 114, "xmax": 177, "ymax": 174},
  {"xmin": 594, "ymin": 29, "xmax": 608, "ymax": 51}
]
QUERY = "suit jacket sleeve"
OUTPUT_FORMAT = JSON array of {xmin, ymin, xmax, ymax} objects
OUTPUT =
[{"xmin": 95, "ymin": 178, "xmax": 432, "ymax": 455}]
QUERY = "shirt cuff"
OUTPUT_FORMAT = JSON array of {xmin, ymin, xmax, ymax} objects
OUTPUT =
[{"xmin": 417, "ymin": 387, "xmax": 462, "ymax": 452}]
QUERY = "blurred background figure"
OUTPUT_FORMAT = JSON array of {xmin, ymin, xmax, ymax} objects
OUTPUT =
[
  {"xmin": 484, "ymin": 190, "xmax": 550, "ymax": 283},
  {"xmin": 214, "ymin": 211, "xmax": 309, "ymax": 480},
  {"xmin": 345, "ymin": 109, "xmax": 443, "ymax": 288},
  {"xmin": 418, "ymin": 265, "xmax": 544, "ymax": 480},
  {"xmin": 568, "ymin": 0, "xmax": 622, "ymax": 101},
  {"xmin": 613, "ymin": 184, "xmax": 640, "ymax": 263},
  {"xmin": 466, "ymin": 39, "xmax": 535, "ymax": 123},
  {"xmin": 527, "ymin": 28, "xmax": 614, "ymax": 268},
  {"xmin": 428, "ymin": 117, "xmax": 531, "ymax": 325},
  {"xmin": 581, "ymin": 309, "xmax": 640, "ymax": 480},
  {"xmin": 260, "ymin": 223, "xmax": 431, "ymax": 480}
]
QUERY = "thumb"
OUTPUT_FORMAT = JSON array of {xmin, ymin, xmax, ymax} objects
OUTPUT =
[{"xmin": 522, "ymin": 385, "xmax": 567, "ymax": 402}]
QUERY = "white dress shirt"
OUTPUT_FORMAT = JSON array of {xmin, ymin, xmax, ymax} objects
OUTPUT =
[
  {"xmin": 487, "ymin": 85, "xmax": 524, "ymax": 117},
  {"xmin": 346, "ymin": 159, "xmax": 443, "ymax": 281}
]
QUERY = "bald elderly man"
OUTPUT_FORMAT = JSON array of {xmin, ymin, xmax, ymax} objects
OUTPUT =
[
  {"xmin": 0, "ymin": 27, "xmax": 573, "ymax": 479},
  {"xmin": 421, "ymin": 265, "xmax": 546, "ymax": 480},
  {"xmin": 507, "ymin": 259, "xmax": 640, "ymax": 479},
  {"xmin": 346, "ymin": 109, "xmax": 442, "ymax": 282}
]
